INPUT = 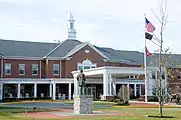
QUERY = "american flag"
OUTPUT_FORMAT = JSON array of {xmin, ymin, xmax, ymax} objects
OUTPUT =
[{"xmin": 145, "ymin": 17, "xmax": 155, "ymax": 33}]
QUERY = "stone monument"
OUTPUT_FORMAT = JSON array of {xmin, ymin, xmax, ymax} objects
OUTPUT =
[{"xmin": 73, "ymin": 69, "xmax": 93, "ymax": 114}]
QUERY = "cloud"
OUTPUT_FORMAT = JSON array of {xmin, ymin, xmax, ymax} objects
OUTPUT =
[
  {"xmin": 0, "ymin": 0, "xmax": 33, "ymax": 5},
  {"xmin": 0, "ymin": 0, "xmax": 181, "ymax": 53}
]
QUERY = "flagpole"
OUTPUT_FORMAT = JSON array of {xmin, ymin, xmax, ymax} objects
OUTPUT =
[{"xmin": 144, "ymin": 14, "xmax": 148, "ymax": 103}]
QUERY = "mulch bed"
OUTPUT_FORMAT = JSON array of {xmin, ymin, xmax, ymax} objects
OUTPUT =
[
  {"xmin": 130, "ymin": 102, "xmax": 159, "ymax": 106},
  {"xmin": 148, "ymin": 115, "xmax": 176, "ymax": 118}
]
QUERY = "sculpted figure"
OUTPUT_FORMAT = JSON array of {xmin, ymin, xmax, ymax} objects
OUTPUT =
[{"xmin": 76, "ymin": 69, "xmax": 86, "ymax": 95}]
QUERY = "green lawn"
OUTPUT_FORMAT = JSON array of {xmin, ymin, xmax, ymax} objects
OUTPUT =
[
  {"xmin": 1, "ymin": 108, "xmax": 181, "ymax": 120},
  {"xmin": 0, "ymin": 106, "xmax": 52, "ymax": 120},
  {"xmin": 0, "ymin": 101, "xmax": 181, "ymax": 120}
]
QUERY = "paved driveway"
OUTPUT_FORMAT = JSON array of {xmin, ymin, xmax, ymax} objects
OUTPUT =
[
  {"xmin": 2, "ymin": 102, "xmax": 112, "ymax": 109},
  {"xmin": 3, "ymin": 102, "xmax": 72, "ymax": 109}
]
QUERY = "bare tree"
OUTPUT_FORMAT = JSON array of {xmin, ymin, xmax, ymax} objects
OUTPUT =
[{"xmin": 150, "ymin": 0, "xmax": 169, "ymax": 117}]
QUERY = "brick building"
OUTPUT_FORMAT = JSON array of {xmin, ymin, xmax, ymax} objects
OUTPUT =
[{"xmin": 0, "ymin": 14, "xmax": 180, "ymax": 101}]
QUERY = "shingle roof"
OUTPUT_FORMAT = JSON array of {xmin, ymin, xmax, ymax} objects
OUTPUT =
[
  {"xmin": 95, "ymin": 46, "xmax": 144, "ymax": 65},
  {"xmin": 46, "ymin": 39, "xmax": 82, "ymax": 57},
  {"xmin": 65, "ymin": 43, "xmax": 85, "ymax": 57},
  {"xmin": 147, "ymin": 53, "xmax": 181, "ymax": 67},
  {"xmin": 1, "ymin": 39, "xmax": 181, "ymax": 67},
  {"xmin": 0, "ymin": 39, "xmax": 58, "ymax": 57}
]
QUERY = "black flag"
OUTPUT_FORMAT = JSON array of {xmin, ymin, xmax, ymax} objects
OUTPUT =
[{"xmin": 145, "ymin": 32, "xmax": 153, "ymax": 40}]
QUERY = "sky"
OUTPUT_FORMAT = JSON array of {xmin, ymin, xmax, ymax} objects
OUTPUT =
[{"xmin": 0, "ymin": 0, "xmax": 180, "ymax": 54}]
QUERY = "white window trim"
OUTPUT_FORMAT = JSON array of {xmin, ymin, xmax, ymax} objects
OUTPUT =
[
  {"xmin": 77, "ymin": 63, "xmax": 97, "ymax": 70},
  {"xmin": 53, "ymin": 64, "xmax": 59, "ymax": 76},
  {"xmin": 4, "ymin": 63, "xmax": 11, "ymax": 75},
  {"xmin": 32, "ymin": 64, "xmax": 38, "ymax": 76},
  {"xmin": 19, "ymin": 64, "xmax": 25, "ymax": 75}
]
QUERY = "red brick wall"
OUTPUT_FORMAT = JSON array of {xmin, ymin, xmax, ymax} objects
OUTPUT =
[
  {"xmin": 167, "ymin": 68, "xmax": 181, "ymax": 93},
  {"xmin": 1, "ymin": 59, "xmax": 62, "ymax": 78},
  {"xmin": 167, "ymin": 68, "xmax": 181, "ymax": 83},
  {"xmin": 62, "ymin": 45, "xmax": 143, "ymax": 78},
  {"xmin": 61, "ymin": 60, "xmax": 66, "ymax": 78},
  {"xmin": 46, "ymin": 60, "xmax": 61, "ymax": 78},
  {"xmin": 63, "ymin": 45, "xmax": 106, "ymax": 78},
  {"xmin": 40, "ymin": 60, "xmax": 46, "ymax": 78},
  {"xmin": 3, "ymin": 59, "xmax": 41, "ymax": 78}
]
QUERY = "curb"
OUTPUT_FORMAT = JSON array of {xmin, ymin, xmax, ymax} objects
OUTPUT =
[
  {"xmin": 1, "ymin": 100, "xmax": 74, "ymax": 105},
  {"xmin": 1, "ymin": 100, "xmax": 54, "ymax": 105},
  {"xmin": 113, "ymin": 105, "xmax": 181, "ymax": 108}
]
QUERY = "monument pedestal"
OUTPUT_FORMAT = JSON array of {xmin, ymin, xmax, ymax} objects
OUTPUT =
[{"xmin": 73, "ymin": 95, "xmax": 93, "ymax": 114}]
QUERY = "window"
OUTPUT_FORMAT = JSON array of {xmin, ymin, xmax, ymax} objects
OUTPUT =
[
  {"xmin": 77, "ymin": 59, "xmax": 96, "ymax": 70},
  {"xmin": 19, "ymin": 64, "xmax": 25, "ymax": 75},
  {"xmin": 84, "ymin": 66, "xmax": 91, "ymax": 70},
  {"xmin": 53, "ymin": 64, "xmax": 59, "ymax": 75},
  {"xmin": 78, "ymin": 66, "xmax": 83, "ymax": 71},
  {"xmin": 70, "ymin": 23, "xmax": 74, "ymax": 29},
  {"xmin": 32, "ymin": 64, "xmax": 38, "ymax": 75},
  {"xmin": 4, "ymin": 64, "xmax": 11, "ymax": 75}
]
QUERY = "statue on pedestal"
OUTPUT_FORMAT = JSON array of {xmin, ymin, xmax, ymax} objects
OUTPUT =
[
  {"xmin": 77, "ymin": 69, "xmax": 86, "ymax": 95},
  {"xmin": 73, "ymin": 69, "xmax": 93, "ymax": 114}
]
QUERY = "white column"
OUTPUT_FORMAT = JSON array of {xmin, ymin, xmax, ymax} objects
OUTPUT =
[
  {"xmin": 0, "ymin": 82, "xmax": 3, "ymax": 101},
  {"xmin": 134, "ymin": 84, "xmax": 137, "ymax": 97},
  {"xmin": 113, "ymin": 79, "xmax": 116, "ymax": 95},
  {"xmin": 52, "ymin": 83, "xmax": 56, "ymax": 100},
  {"xmin": 34, "ymin": 83, "xmax": 37, "ymax": 98},
  {"xmin": 17, "ymin": 83, "xmax": 21, "ymax": 99},
  {"xmin": 127, "ymin": 83, "xmax": 130, "ymax": 99},
  {"xmin": 155, "ymin": 69, "xmax": 158, "ymax": 96},
  {"xmin": 103, "ymin": 70, "xmax": 108, "ymax": 96},
  {"xmin": 164, "ymin": 69, "xmax": 167, "ymax": 93},
  {"xmin": 73, "ymin": 74, "xmax": 78, "ymax": 95},
  {"xmin": 139, "ymin": 84, "xmax": 142, "ymax": 96},
  {"xmin": 109, "ymin": 73, "xmax": 112, "ymax": 95},
  {"xmin": 49, "ymin": 83, "xmax": 52, "ymax": 97},
  {"xmin": 68, "ymin": 82, "xmax": 71, "ymax": 100}
]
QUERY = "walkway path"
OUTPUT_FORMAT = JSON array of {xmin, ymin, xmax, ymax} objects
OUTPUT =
[{"xmin": 24, "ymin": 109, "xmax": 143, "ymax": 119}]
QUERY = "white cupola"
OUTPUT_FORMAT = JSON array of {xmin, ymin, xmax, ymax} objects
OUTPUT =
[{"xmin": 68, "ymin": 12, "xmax": 76, "ymax": 40}]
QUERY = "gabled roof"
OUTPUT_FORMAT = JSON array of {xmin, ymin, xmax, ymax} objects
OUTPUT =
[
  {"xmin": 1, "ymin": 39, "xmax": 181, "ymax": 67},
  {"xmin": 46, "ymin": 39, "xmax": 82, "ymax": 58},
  {"xmin": 0, "ymin": 39, "xmax": 57, "ymax": 58},
  {"xmin": 64, "ymin": 42, "xmax": 109, "ymax": 59},
  {"xmin": 43, "ymin": 40, "xmax": 67, "ymax": 58}
]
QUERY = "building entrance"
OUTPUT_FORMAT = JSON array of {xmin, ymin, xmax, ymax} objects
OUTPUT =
[{"xmin": 86, "ymin": 85, "xmax": 96, "ymax": 98}]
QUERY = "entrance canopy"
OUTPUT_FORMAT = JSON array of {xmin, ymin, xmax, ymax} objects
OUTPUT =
[
  {"xmin": 71, "ymin": 66, "xmax": 146, "ymax": 99},
  {"xmin": 71, "ymin": 66, "xmax": 145, "ymax": 77}
]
